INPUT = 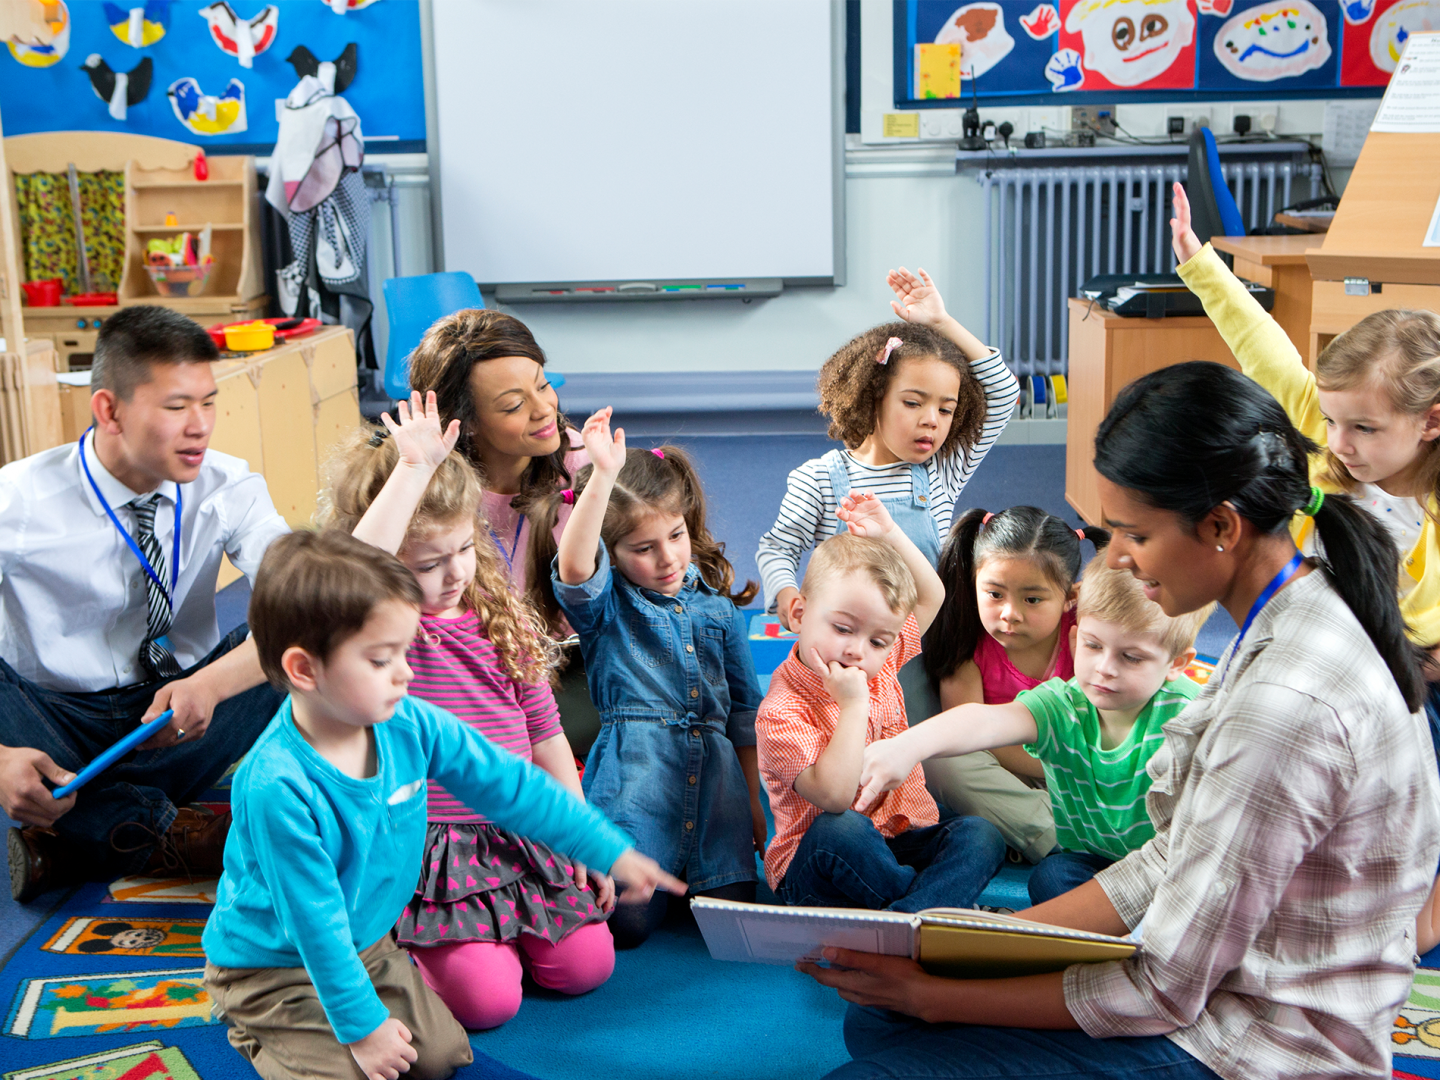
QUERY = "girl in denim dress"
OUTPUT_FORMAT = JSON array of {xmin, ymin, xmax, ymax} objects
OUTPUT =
[{"xmin": 528, "ymin": 407, "xmax": 766, "ymax": 947}]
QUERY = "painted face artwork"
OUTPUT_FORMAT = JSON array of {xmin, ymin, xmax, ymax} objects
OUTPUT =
[
  {"xmin": 1064, "ymin": 0, "xmax": 1196, "ymax": 85},
  {"xmin": 935, "ymin": 2, "xmax": 1017, "ymax": 79},
  {"xmin": 1369, "ymin": 0, "xmax": 1440, "ymax": 71},
  {"xmin": 1214, "ymin": 1, "xmax": 1332, "ymax": 79}
]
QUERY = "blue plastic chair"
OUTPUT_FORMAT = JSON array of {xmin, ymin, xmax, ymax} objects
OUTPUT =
[
  {"xmin": 1187, "ymin": 127, "xmax": 1246, "ymax": 243},
  {"xmin": 381, "ymin": 272, "xmax": 484, "ymax": 401}
]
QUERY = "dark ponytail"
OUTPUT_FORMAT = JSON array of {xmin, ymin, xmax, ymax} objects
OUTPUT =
[
  {"xmin": 1095, "ymin": 361, "xmax": 1423, "ymax": 711},
  {"xmin": 923, "ymin": 506, "xmax": 1109, "ymax": 683}
]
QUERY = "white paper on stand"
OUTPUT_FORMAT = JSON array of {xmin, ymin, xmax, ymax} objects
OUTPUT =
[{"xmin": 1371, "ymin": 31, "xmax": 1440, "ymax": 134}]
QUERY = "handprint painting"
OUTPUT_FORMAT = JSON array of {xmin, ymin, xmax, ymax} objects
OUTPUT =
[
  {"xmin": 1213, "ymin": 1, "xmax": 1332, "ymax": 80},
  {"xmin": 1061, "ymin": 0, "xmax": 1198, "ymax": 88},
  {"xmin": 934, "ymin": 2, "xmax": 1017, "ymax": 79},
  {"xmin": 1340, "ymin": 0, "xmax": 1440, "ymax": 83}
]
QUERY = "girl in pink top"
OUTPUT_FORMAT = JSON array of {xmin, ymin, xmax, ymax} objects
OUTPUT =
[
  {"xmin": 322, "ymin": 392, "xmax": 614, "ymax": 1030},
  {"xmin": 919, "ymin": 506, "xmax": 1107, "ymax": 861}
]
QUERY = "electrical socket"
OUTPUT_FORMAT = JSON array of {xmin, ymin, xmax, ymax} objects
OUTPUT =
[
  {"xmin": 1029, "ymin": 106, "xmax": 1064, "ymax": 135},
  {"xmin": 1167, "ymin": 108, "xmax": 1212, "ymax": 136}
]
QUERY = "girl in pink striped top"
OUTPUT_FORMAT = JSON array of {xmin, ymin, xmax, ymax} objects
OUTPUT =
[{"xmin": 320, "ymin": 392, "xmax": 615, "ymax": 1030}]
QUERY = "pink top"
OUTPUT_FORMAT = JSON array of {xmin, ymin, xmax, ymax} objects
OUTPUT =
[
  {"xmin": 480, "ymin": 432, "xmax": 588, "ymax": 594},
  {"xmin": 973, "ymin": 608, "xmax": 1077, "ymax": 705},
  {"xmin": 407, "ymin": 608, "xmax": 564, "ymax": 823}
]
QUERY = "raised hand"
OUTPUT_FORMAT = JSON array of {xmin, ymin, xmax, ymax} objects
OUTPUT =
[
  {"xmin": 1170, "ymin": 181, "xmax": 1202, "ymax": 266},
  {"xmin": 380, "ymin": 390, "xmax": 460, "ymax": 472},
  {"xmin": 837, "ymin": 492, "xmax": 896, "ymax": 541},
  {"xmin": 856, "ymin": 736, "xmax": 919, "ymax": 813},
  {"xmin": 809, "ymin": 648, "xmax": 870, "ymax": 707},
  {"xmin": 581, "ymin": 407, "xmax": 626, "ymax": 478},
  {"xmin": 887, "ymin": 266, "xmax": 949, "ymax": 328}
]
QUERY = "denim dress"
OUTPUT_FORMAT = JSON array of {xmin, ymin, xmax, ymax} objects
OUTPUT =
[{"xmin": 552, "ymin": 544, "xmax": 764, "ymax": 891}]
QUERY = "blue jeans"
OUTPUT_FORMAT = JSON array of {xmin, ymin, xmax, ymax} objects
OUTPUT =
[
  {"xmin": 823, "ymin": 1004, "xmax": 1223, "ymax": 1079},
  {"xmin": 777, "ymin": 810, "xmax": 1005, "ymax": 913},
  {"xmin": 1028, "ymin": 851, "xmax": 1115, "ymax": 906},
  {"xmin": 1426, "ymin": 682, "xmax": 1440, "ymax": 773},
  {"xmin": 0, "ymin": 625, "xmax": 280, "ymax": 877}
]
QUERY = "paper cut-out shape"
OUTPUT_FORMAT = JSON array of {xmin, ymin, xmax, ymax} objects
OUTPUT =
[
  {"xmin": 1063, "ymin": 0, "xmax": 1197, "ymax": 87},
  {"xmin": 42, "ymin": 916, "xmax": 206, "ymax": 957},
  {"xmin": 1021, "ymin": 3, "xmax": 1061, "ymax": 36},
  {"xmin": 3, "ymin": 968, "xmax": 215, "ymax": 1039},
  {"xmin": 1046, "ymin": 46, "xmax": 1087, "ymax": 86},
  {"xmin": 915, "ymin": 41, "xmax": 963, "ymax": 97},
  {"xmin": 324, "ymin": 0, "xmax": 381, "ymax": 11},
  {"xmin": 1343, "ymin": 0, "xmax": 1377, "ymax": 22},
  {"xmin": 7, "ymin": 0, "xmax": 68, "ymax": 67},
  {"xmin": 199, "ymin": 2, "xmax": 278, "ymax": 68},
  {"xmin": 287, "ymin": 41, "xmax": 357, "ymax": 93},
  {"xmin": 104, "ymin": 2, "xmax": 168, "ymax": 48},
  {"xmin": 1198, "ymin": 0, "xmax": 1235, "ymax": 14},
  {"xmin": 1214, "ymin": 1, "xmax": 1332, "ymax": 79},
  {"xmin": 82, "ymin": 54, "xmax": 152, "ymax": 120},
  {"xmin": 935, "ymin": 2, "xmax": 1017, "ymax": 78},
  {"xmin": 168, "ymin": 76, "xmax": 247, "ymax": 135},
  {"xmin": 1369, "ymin": 0, "xmax": 1440, "ymax": 71},
  {"xmin": 0, "ymin": 1041, "xmax": 202, "ymax": 1080}
]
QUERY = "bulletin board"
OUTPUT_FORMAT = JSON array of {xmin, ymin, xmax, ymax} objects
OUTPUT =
[
  {"xmin": 0, "ymin": 0, "xmax": 425, "ymax": 155},
  {"xmin": 895, "ymin": 0, "xmax": 1425, "ymax": 105}
]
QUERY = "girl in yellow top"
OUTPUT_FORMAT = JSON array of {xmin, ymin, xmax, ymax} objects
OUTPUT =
[{"xmin": 1169, "ymin": 181, "xmax": 1440, "ymax": 951}]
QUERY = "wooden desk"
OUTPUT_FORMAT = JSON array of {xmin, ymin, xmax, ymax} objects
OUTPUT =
[
  {"xmin": 1273, "ymin": 211, "xmax": 1332, "ymax": 232},
  {"xmin": 1065, "ymin": 298, "xmax": 1240, "ymax": 526},
  {"xmin": 1211, "ymin": 235, "xmax": 1317, "ymax": 366}
]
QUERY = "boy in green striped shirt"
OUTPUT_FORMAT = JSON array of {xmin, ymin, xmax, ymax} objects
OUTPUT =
[{"xmin": 859, "ymin": 554, "xmax": 1212, "ymax": 905}]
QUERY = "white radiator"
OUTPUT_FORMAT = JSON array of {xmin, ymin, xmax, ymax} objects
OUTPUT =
[{"xmin": 981, "ymin": 159, "xmax": 1324, "ymax": 379}]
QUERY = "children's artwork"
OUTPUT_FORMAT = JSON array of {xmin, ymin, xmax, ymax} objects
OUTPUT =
[
  {"xmin": 325, "ymin": 0, "xmax": 382, "ymax": 11},
  {"xmin": 1394, "ymin": 966, "xmax": 1440, "ymax": 1059},
  {"xmin": 3, "ymin": 968, "xmax": 216, "ymax": 1039},
  {"xmin": 1021, "ymin": 2, "xmax": 1062, "ymax": 35},
  {"xmin": 103, "ymin": 2, "xmax": 169, "ymax": 49},
  {"xmin": 2, "ymin": 1041, "xmax": 201, "ymax": 1080},
  {"xmin": 1198, "ymin": 0, "xmax": 1235, "ymax": 13},
  {"xmin": 42, "ymin": 917, "xmax": 206, "ymax": 957},
  {"xmin": 6, "ymin": 0, "xmax": 68, "ymax": 68},
  {"xmin": 1046, "ymin": 44, "xmax": 1087, "ymax": 85},
  {"xmin": 935, "ymin": 2, "xmax": 1018, "ymax": 78},
  {"xmin": 1061, "ymin": 0, "xmax": 1198, "ymax": 88},
  {"xmin": 287, "ymin": 41, "xmax": 357, "ymax": 92},
  {"xmin": 1342, "ymin": 0, "xmax": 1440, "ymax": 83},
  {"xmin": 199, "ymin": 2, "xmax": 279, "ymax": 68},
  {"xmin": 1199, "ymin": 0, "xmax": 1338, "ymax": 87},
  {"xmin": 105, "ymin": 875, "xmax": 219, "ymax": 904},
  {"xmin": 82, "ymin": 55, "xmax": 153, "ymax": 121},
  {"xmin": 916, "ymin": 41, "xmax": 963, "ymax": 96},
  {"xmin": 167, "ymin": 75, "xmax": 246, "ymax": 135},
  {"xmin": 1343, "ymin": 0, "xmax": 1378, "ymax": 22}
]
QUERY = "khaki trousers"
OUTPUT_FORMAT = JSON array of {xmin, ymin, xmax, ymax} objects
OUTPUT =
[{"xmin": 205, "ymin": 933, "xmax": 473, "ymax": 1080}]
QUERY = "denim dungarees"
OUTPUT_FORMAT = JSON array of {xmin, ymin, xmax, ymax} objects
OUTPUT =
[{"xmin": 552, "ymin": 544, "xmax": 764, "ymax": 891}]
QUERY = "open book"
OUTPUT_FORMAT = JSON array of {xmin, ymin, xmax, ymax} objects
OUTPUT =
[{"xmin": 691, "ymin": 898, "xmax": 1136, "ymax": 978}]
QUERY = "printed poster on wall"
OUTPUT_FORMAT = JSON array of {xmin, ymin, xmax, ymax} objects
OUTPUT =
[{"xmin": 1341, "ymin": 0, "xmax": 1440, "ymax": 85}]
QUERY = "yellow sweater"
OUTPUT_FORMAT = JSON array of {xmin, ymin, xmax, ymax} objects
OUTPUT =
[{"xmin": 1176, "ymin": 242, "xmax": 1440, "ymax": 646}]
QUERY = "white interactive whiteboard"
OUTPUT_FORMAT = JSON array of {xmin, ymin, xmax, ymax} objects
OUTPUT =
[{"xmin": 431, "ymin": 0, "xmax": 842, "ymax": 292}]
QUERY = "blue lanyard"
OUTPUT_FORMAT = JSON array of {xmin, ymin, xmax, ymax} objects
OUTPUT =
[
  {"xmin": 1221, "ymin": 551, "xmax": 1304, "ymax": 683},
  {"xmin": 490, "ymin": 515, "xmax": 524, "ymax": 575},
  {"xmin": 79, "ymin": 427, "xmax": 181, "ymax": 610}
]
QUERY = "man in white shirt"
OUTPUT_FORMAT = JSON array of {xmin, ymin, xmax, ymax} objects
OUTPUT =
[{"xmin": 0, "ymin": 307, "xmax": 290, "ymax": 901}]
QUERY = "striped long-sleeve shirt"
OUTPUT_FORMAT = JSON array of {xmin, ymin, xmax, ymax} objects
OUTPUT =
[
  {"xmin": 406, "ymin": 607, "xmax": 563, "ymax": 823},
  {"xmin": 755, "ymin": 348, "xmax": 1018, "ymax": 611}
]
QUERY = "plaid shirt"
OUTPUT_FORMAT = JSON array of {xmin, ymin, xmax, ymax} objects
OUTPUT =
[
  {"xmin": 757, "ymin": 615, "xmax": 938, "ymax": 890},
  {"xmin": 1065, "ymin": 571, "xmax": 1440, "ymax": 1079}
]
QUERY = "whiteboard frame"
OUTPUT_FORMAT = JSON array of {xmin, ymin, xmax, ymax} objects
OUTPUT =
[{"xmin": 424, "ymin": 0, "xmax": 847, "ymax": 295}]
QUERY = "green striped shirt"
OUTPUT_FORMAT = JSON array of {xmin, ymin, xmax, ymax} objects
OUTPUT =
[{"xmin": 1018, "ymin": 676, "xmax": 1200, "ymax": 861}]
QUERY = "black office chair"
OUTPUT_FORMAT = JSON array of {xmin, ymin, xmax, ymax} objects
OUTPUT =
[{"xmin": 1186, "ymin": 126, "xmax": 1246, "ymax": 245}]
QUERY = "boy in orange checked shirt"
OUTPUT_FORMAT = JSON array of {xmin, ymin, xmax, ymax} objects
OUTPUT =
[{"xmin": 757, "ymin": 494, "xmax": 1004, "ymax": 911}]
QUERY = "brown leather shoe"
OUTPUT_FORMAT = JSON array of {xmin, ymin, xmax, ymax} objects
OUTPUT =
[
  {"xmin": 8, "ymin": 826, "xmax": 82, "ymax": 903},
  {"xmin": 140, "ymin": 807, "xmax": 231, "ymax": 879}
]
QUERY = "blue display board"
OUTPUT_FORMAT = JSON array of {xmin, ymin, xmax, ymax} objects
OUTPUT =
[
  {"xmin": 896, "ymin": 0, "xmax": 1396, "ymax": 106},
  {"xmin": 0, "ymin": 0, "xmax": 425, "ymax": 154}
]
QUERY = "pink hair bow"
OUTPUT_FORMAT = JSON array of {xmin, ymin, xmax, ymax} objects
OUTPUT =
[
  {"xmin": 560, "ymin": 489, "xmax": 575, "ymax": 505},
  {"xmin": 876, "ymin": 337, "xmax": 903, "ymax": 366},
  {"xmin": 652, "ymin": 449, "xmax": 665, "ymax": 459}
]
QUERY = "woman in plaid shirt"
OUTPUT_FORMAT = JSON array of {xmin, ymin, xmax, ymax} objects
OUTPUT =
[{"xmin": 804, "ymin": 362, "xmax": 1440, "ymax": 1080}]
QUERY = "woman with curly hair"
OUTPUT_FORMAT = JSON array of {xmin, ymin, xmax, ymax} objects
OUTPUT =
[{"xmin": 756, "ymin": 268, "xmax": 1018, "ymax": 723}]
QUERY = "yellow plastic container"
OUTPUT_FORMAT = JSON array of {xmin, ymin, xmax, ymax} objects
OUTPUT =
[{"xmin": 223, "ymin": 321, "xmax": 276, "ymax": 352}]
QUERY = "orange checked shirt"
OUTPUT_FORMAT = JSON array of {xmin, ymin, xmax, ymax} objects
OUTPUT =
[{"xmin": 756, "ymin": 614, "xmax": 938, "ymax": 890}]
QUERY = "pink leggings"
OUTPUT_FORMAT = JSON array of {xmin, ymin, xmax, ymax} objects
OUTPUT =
[{"xmin": 409, "ymin": 922, "xmax": 615, "ymax": 1030}]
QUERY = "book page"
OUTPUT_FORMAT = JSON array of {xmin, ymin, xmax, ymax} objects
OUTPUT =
[{"xmin": 691, "ymin": 899, "xmax": 918, "ymax": 966}]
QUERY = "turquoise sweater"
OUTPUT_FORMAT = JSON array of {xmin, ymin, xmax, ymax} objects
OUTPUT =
[{"xmin": 202, "ymin": 695, "xmax": 631, "ymax": 1044}]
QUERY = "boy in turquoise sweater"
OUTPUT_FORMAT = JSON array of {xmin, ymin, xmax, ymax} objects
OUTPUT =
[
  {"xmin": 858, "ymin": 553, "xmax": 1212, "ymax": 907},
  {"xmin": 202, "ymin": 530, "xmax": 681, "ymax": 1080}
]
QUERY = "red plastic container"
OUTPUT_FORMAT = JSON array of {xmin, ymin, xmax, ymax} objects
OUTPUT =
[
  {"xmin": 64, "ymin": 291, "xmax": 119, "ymax": 307},
  {"xmin": 21, "ymin": 278, "xmax": 62, "ymax": 306}
]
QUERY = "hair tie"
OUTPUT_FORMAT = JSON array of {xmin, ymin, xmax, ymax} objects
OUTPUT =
[
  {"xmin": 368, "ymin": 428, "xmax": 389, "ymax": 448},
  {"xmin": 652, "ymin": 448, "xmax": 665, "ymax": 459},
  {"xmin": 876, "ymin": 337, "xmax": 903, "ymax": 366},
  {"xmin": 981, "ymin": 512, "xmax": 994, "ymax": 526},
  {"xmin": 560, "ymin": 489, "xmax": 575, "ymax": 505},
  {"xmin": 1302, "ymin": 486, "xmax": 1324, "ymax": 517},
  {"xmin": 1075, "ymin": 528, "xmax": 1085, "ymax": 540}
]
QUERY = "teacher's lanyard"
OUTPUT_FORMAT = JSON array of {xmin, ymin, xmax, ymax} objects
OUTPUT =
[
  {"xmin": 1219, "ymin": 551, "xmax": 1304, "ymax": 685},
  {"xmin": 78, "ymin": 427, "xmax": 182, "ymax": 611},
  {"xmin": 491, "ymin": 515, "xmax": 523, "ymax": 575}
]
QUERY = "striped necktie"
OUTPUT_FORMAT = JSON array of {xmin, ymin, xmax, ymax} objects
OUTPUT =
[{"xmin": 130, "ymin": 493, "xmax": 180, "ymax": 680}]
